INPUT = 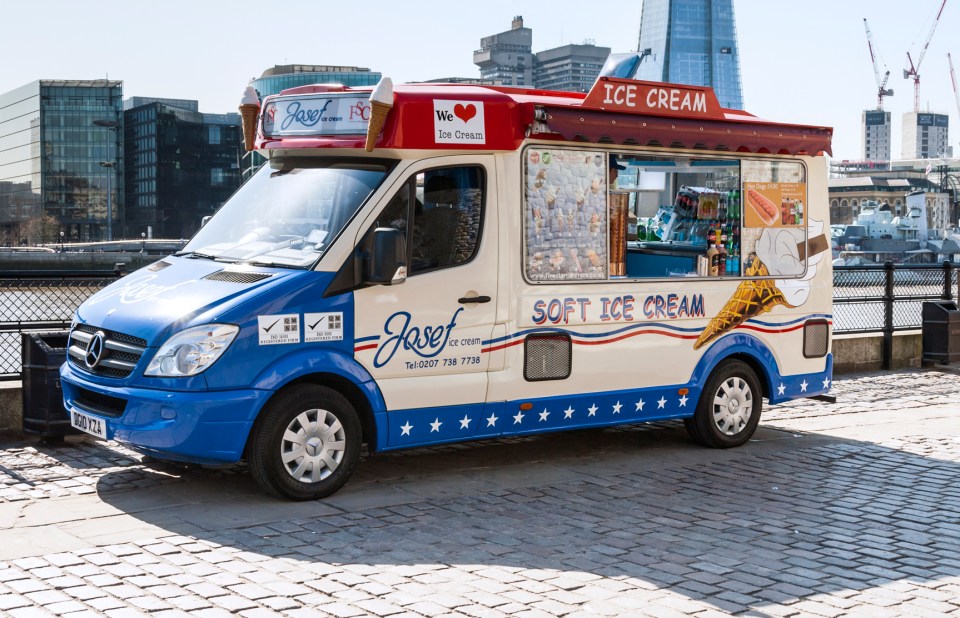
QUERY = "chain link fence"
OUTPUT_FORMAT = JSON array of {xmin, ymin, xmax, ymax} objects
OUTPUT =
[
  {"xmin": 2, "ymin": 263, "xmax": 959, "ymax": 380},
  {"xmin": 1, "ymin": 273, "xmax": 120, "ymax": 380}
]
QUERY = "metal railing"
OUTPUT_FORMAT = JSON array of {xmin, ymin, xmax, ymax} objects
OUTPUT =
[
  {"xmin": 1, "ymin": 263, "xmax": 958, "ymax": 380},
  {"xmin": 833, "ymin": 261, "xmax": 959, "ymax": 369},
  {"xmin": 1, "ymin": 270, "xmax": 122, "ymax": 380}
]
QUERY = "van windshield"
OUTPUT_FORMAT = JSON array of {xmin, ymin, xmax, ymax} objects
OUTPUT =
[{"xmin": 179, "ymin": 159, "xmax": 390, "ymax": 269}]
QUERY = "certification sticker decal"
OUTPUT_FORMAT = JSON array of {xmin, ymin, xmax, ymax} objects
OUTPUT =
[
  {"xmin": 305, "ymin": 312, "xmax": 344, "ymax": 342},
  {"xmin": 258, "ymin": 314, "xmax": 300, "ymax": 345}
]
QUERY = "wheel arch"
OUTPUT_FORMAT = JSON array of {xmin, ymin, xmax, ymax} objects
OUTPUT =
[
  {"xmin": 690, "ymin": 333, "xmax": 778, "ymax": 401},
  {"xmin": 244, "ymin": 349, "xmax": 387, "ymax": 458},
  {"xmin": 243, "ymin": 372, "xmax": 379, "ymax": 460}
]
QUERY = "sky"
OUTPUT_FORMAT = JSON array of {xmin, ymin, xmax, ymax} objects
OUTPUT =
[{"xmin": 2, "ymin": 0, "xmax": 958, "ymax": 161}]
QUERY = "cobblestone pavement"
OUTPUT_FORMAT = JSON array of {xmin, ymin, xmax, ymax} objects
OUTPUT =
[{"xmin": 0, "ymin": 369, "xmax": 958, "ymax": 616}]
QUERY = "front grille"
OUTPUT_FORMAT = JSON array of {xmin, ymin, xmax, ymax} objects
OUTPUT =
[
  {"xmin": 68, "ymin": 324, "xmax": 147, "ymax": 379},
  {"xmin": 74, "ymin": 386, "xmax": 127, "ymax": 418},
  {"xmin": 203, "ymin": 270, "xmax": 273, "ymax": 284}
]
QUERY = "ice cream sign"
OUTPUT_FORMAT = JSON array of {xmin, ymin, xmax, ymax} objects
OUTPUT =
[
  {"xmin": 433, "ymin": 100, "xmax": 486, "ymax": 144},
  {"xmin": 262, "ymin": 94, "xmax": 371, "ymax": 137},
  {"xmin": 583, "ymin": 77, "xmax": 725, "ymax": 120}
]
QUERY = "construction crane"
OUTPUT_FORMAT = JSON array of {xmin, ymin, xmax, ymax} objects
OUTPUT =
[
  {"xmin": 864, "ymin": 18, "xmax": 893, "ymax": 110},
  {"xmin": 949, "ymin": 53, "xmax": 960, "ymax": 130},
  {"xmin": 904, "ymin": 0, "xmax": 948, "ymax": 112}
]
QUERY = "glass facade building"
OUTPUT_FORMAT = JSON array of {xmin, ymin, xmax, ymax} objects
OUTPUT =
[
  {"xmin": 0, "ymin": 80, "xmax": 123, "ymax": 244},
  {"xmin": 124, "ymin": 100, "xmax": 243, "ymax": 239},
  {"xmin": 250, "ymin": 65, "xmax": 382, "ymax": 99},
  {"xmin": 636, "ymin": 0, "xmax": 744, "ymax": 110}
]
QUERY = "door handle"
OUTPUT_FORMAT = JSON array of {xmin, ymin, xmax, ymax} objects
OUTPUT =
[{"xmin": 458, "ymin": 295, "xmax": 491, "ymax": 304}]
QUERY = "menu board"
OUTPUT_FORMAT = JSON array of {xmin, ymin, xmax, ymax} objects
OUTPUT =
[
  {"xmin": 524, "ymin": 148, "xmax": 608, "ymax": 281},
  {"xmin": 743, "ymin": 182, "xmax": 806, "ymax": 228}
]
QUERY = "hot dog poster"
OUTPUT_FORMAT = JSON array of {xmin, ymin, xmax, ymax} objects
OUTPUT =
[{"xmin": 743, "ymin": 182, "xmax": 805, "ymax": 228}]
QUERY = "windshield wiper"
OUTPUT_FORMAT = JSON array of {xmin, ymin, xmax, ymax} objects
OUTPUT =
[{"xmin": 177, "ymin": 250, "xmax": 222, "ymax": 260}]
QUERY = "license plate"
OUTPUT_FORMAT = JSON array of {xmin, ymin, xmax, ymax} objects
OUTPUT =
[{"xmin": 70, "ymin": 409, "xmax": 107, "ymax": 439}]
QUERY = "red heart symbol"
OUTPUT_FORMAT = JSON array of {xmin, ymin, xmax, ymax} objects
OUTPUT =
[{"xmin": 454, "ymin": 103, "xmax": 477, "ymax": 123}]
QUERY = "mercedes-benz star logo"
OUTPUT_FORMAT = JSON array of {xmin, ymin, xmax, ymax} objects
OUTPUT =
[{"xmin": 84, "ymin": 331, "xmax": 106, "ymax": 369}]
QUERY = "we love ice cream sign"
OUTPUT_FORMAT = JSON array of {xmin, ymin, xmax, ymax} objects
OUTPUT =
[{"xmin": 433, "ymin": 100, "xmax": 486, "ymax": 144}]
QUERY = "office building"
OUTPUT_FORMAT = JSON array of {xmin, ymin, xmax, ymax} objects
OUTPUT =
[
  {"xmin": 634, "ymin": 0, "xmax": 744, "ymax": 109},
  {"xmin": 250, "ymin": 65, "xmax": 382, "ymax": 99},
  {"xmin": 902, "ymin": 112, "xmax": 949, "ymax": 160},
  {"xmin": 474, "ymin": 16, "xmax": 534, "ymax": 86},
  {"xmin": 124, "ymin": 99, "xmax": 243, "ymax": 239},
  {"xmin": 0, "ymin": 80, "xmax": 123, "ymax": 244},
  {"xmin": 474, "ymin": 17, "xmax": 610, "ymax": 93},
  {"xmin": 862, "ymin": 110, "xmax": 892, "ymax": 162},
  {"xmin": 534, "ymin": 43, "xmax": 611, "ymax": 93}
]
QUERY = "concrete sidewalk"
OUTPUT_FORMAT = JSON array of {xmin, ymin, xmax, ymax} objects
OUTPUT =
[{"xmin": 0, "ymin": 369, "xmax": 958, "ymax": 617}]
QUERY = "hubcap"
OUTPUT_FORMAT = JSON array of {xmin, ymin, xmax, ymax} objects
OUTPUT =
[
  {"xmin": 712, "ymin": 376, "xmax": 753, "ymax": 436},
  {"xmin": 280, "ymin": 408, "xmax": 346, "ymax": 483}
]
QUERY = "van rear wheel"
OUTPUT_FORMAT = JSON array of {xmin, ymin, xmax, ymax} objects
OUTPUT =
[
  {"xmin": 687, "ymin": 359, "xmax": 761, "ymax": 448},
  {"xmin": 248, "ymin": 384, "xmax": 361, "ymax": 500}
]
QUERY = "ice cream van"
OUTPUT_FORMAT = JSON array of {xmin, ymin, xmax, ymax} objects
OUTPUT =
[{"xmin": 60, "ymin": 72, "xmax": 834, "ymax": 500}]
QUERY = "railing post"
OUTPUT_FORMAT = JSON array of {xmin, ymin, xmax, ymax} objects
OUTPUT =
[
  {"xmin": 883, "ymin": 261, "xmax": 894, "ymax": 370},
  {"xmin": 944, "ymin": 261, "xmax": 953, "ymax": 301}
]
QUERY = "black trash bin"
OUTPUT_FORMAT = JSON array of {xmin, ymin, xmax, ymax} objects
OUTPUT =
[
  {"xmin": 21, "ymin": 331, "xmax": 77, "ymax": 439},
  {"xmin": 922, "ymin": 301, "xmax": 960, "ymax": 364}
]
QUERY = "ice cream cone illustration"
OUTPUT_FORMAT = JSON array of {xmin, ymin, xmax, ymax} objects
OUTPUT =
[
  {"xmin": 238, "ymin": 85, "xmax": 260, "ymax": 152},
  {"xmin": 365, "ymin": 77, "xmax": 394, "ymax": 152},
  {"xmin": 693, "ymin": 255, "xmax": 795, "ymax": 350}
]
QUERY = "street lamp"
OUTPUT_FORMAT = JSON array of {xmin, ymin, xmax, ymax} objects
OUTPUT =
[
  {"xmin": 93, "ymin": 119, "xmax": 119, "ymax": 242},
  {"xmin": 99, "ymin": 161, "xmax": 115, "ymax": 242}
]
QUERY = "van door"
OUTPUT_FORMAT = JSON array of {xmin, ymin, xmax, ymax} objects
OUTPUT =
[{"xmin": 353, "ymin": 156, "xmax": 498, "ymax": 447}]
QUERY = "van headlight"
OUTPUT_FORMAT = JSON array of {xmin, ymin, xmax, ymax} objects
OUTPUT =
[{"xmin": 145, "ymin": 324, "xmax": 239, "ymax": 377}]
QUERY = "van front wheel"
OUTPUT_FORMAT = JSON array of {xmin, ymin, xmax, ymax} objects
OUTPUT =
[
  {"xmin": 248, "ymin": 384, "xmax": 361, "ymax": 500},
  {"xmin": 687, "ymin": 359, "xmax": 762, "ymax": 448}
]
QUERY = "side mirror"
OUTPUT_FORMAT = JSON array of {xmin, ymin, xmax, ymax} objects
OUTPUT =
[
  {"xmin": 363, "ymin": 227, "xmax": 407, "ymax": 285},
  {"xmin": 200, "ymin": 215, "xmax": 213, "ymax": 227}
]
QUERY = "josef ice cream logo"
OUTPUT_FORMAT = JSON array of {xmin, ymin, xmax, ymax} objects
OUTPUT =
[{"xmin": 433, "ymin": 100, "xmax": 486, "ymax": 144}]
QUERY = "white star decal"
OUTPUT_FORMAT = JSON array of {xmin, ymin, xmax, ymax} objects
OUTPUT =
[
  {"xmin": 430, "ymin": 418, "xmax": 442, "ymax": 433},
  {"xmin": 657, "ymin": 396, "xmax": 667, "ymax": 409},
  {"xmin": 678, "ymin": 395, "xmax": 688, "ymax": 407},
  {"xmin": 822, "ymin": 378, "xmax": 831, "ymax": 389},
  {"xmin": 800, "ymin": 380, "xmax": 809, "ymax": 393},
  {"xmin": 539, "ymin": 408, "xmax": 550, "ymax": 422},
  {"xmin": 612, "ymin": 401, "xmax": 622, "ymax": 414},
  {"xmin": 459, "ymin": 415, "xmax": 472, "ymax": 429},
  {"xmin": 587, "ymin": 404, "xmax": 598, "ymax": 416},
  {"xmin": 400, "ymin": 422, "xmax": 413, "ymax": 436},
  {"xmin": 777, "ymin": 383, "xmax": 786, "ymax": 396},
  {"xmin": 513, "ymin": 411, "xmax": 524, "ymax": 424},
  {"xmin": 486, "ymin": 414, "xmax": 498, "ymax": 427},
  {"xmin": 564, "ymin": 406, "xmax": 574, "ymax": 419},
  {"xmin": 635, "ymin": 399, "xmax": 645, "ymax": 412}
]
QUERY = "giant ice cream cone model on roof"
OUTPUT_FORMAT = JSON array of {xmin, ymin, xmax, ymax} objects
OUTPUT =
[
  {"xmin": 693, "ymin": 255, "xmax": 794, "ymax": 350},
  {"xmin": 365, "ymin": 77, "xmax": 394, "ymax": 152},
  {"xmin": 239, "ymin": 85, "xmax": 260, "ymax": 152}
]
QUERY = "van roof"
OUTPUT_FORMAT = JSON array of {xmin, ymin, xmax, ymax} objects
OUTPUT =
[{"xmin": 256, "ymin": 77, "xmax": 833, "ymax": 157}]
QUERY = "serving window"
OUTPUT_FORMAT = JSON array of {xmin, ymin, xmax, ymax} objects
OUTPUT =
[{"xmin": 522, "ymin": 147, "xmax": 813, "ymax": 283}]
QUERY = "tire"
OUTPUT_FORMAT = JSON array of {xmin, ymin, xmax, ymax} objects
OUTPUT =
[
  {"xmin": 248, "ymin": 384, "xmax": 361, "ymax": 500},
  {"xmin": 688, "ymin": 359, "xmax": 762, "ymax": 448}
]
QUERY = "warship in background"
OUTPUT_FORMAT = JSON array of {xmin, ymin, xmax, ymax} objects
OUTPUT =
[{"xmin": 832, "ymin": 190, "xmax": 960, "ymax": 265}]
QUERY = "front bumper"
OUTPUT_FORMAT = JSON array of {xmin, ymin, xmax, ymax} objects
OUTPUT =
[{"xmin": 60, "ymin": 362, "xmax": 272, "ymax": 464}]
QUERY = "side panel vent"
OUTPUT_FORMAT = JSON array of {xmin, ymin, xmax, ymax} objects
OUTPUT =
[
  {"xmin": 803, "ymin": 319, "xmax": 830, "ymax": 358},
  {"xmin": 524, "ymin": 332, "xmax": 572, "ymax": 382}
]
